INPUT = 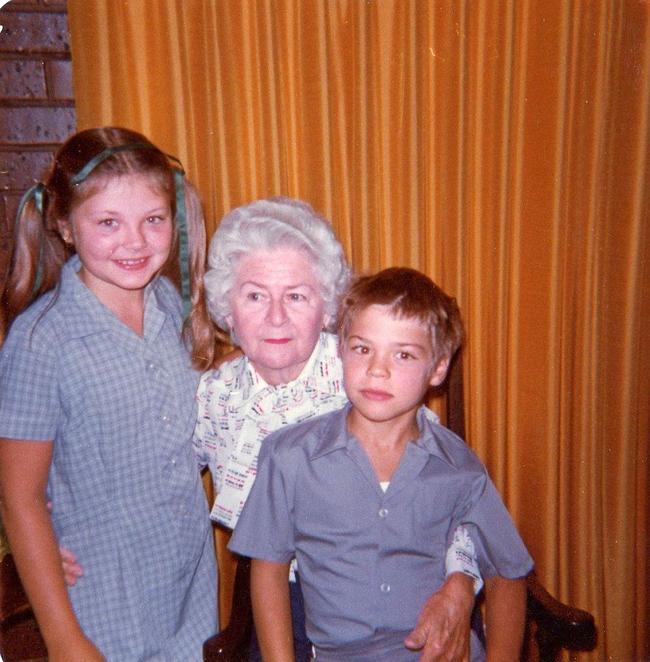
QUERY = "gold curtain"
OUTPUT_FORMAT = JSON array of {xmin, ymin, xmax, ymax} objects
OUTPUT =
[{"xmin": 68, "ymin": 1, "xmax": 649, "ymax": 658}]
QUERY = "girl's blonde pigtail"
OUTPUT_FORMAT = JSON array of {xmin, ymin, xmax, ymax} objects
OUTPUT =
[
  {"xmin": 1, "ymin": 187, "xmax": 68, "ymax": 341},
  {"xmin": 182, "ymin": 181, "xmax": 226, "ymax": 371}
]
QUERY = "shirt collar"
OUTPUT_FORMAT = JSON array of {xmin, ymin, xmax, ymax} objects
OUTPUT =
[
  {"xmin": 57, "ymin": 255, "xmax": 166, "ymax": 340},
  {"xmin": 309, "ymin": 403, "xmax": 460, "ymax": 469}
]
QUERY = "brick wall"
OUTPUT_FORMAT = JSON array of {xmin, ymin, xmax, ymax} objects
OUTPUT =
[{"xmin": 0, "ymin": 0, "xmax": 76, "ymax": 282}]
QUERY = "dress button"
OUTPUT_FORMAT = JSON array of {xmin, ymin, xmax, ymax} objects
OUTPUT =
[
  {"xmin": 380, "ymin": 583, "xmax": 391, "ymax": 593},
  {"xmin": 378, "ymin": 508, "xmax": 388, "ymax": 518}
]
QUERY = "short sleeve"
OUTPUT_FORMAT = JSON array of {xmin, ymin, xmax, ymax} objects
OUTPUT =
[
  {"xmin": 459, "ymin": 479, "xmax": 534, "ymax": 580},
  {"xmin": 228, "ymin": 433, "xmax": 296, "ymax": 563},
  {"xmin": 0, "ymin": 321, "xmax": 59, "ymax": 440}
]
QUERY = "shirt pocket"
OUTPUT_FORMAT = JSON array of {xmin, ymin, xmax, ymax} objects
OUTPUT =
[{"xmin": 410, "ymin": 473, "xmax": 465, "ymax": 552}]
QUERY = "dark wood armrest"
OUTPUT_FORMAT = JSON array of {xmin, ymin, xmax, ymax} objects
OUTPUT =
[
  {"xmin": 203, "ymin": 556, "xmax": 253, "ymax": 661},
  {"xmin": 1, "ymin": 554, "xmax": 47, "ymax": 661},
  {"xmin": 525, "ymin": 571, "xmax": 597, "ymax": 659},
  {"xmin": 1, "ymin": 553, "xmax": 31, "ymax": 623}
]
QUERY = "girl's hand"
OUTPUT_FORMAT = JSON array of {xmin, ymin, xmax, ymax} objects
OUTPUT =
[
  {"xmin": 47, "ymin": 501, "xmax": 84, "ymax": 585},
  {"xmin": 60, "ymin": 546, "xmax": 84, "ymax": 586}
]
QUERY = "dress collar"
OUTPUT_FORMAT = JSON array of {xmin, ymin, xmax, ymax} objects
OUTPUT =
[{"xmin": 57, "ymin": 255, "xmax": 166, "ymax": 342}]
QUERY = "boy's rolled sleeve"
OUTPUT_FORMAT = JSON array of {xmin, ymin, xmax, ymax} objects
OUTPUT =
[{"xmin": 228, "ymin": 437, "xmax": 295, "ymax": 563}]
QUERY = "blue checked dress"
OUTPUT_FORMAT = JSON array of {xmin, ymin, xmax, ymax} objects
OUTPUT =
[{"xmin": 0, "ymin": 256, "xmax": 217, "ymax": 661}]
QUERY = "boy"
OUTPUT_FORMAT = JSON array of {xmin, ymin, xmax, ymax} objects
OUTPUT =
[{"xmin": 229, "ymin": 267, "xmax": 533, "ymax": 661}]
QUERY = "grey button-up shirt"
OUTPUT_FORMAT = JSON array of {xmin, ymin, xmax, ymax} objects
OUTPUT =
[{"xmin": 230, "ymin": 404, "xmax": 532, "ymax": 659}]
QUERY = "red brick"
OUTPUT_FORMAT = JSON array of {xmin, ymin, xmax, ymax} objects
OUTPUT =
[
  {"xmin": 0, "ymin": 59, "xmax": 47, "ymax": 98},
  {"xmin": 1, "ymin": 149, "xmax": 55, "ymax": 190},
  {"xmin": 45, "ymin": 59, "xmax": 73, "ymax": 99},
  {"xmin": 0, "ymin": 11, "xmax": 70, "ymax": 54},
  {"xmin": 2, "ymin": 193, "xmax": 20, "ymax": 244},
  {"xmin": 0, "ymin": 107, "xmax": 76, "ymax": 144}
]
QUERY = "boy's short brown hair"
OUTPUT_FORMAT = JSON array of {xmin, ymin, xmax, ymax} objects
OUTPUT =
[{"xmin": 336, "ymin": 267, "xmax": 463, "ymax": 366}]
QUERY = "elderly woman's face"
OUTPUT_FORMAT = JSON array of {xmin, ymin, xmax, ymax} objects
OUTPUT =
[{"xmin": 227, "ymin": 247, "xmax": 327, "ymax": 385}]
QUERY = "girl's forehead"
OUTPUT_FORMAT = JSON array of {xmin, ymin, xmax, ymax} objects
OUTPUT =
[
  {"xmin": 69, "ymin": 174, "xmax": 172, "ymax": 221},
  {"xmin": 87, "ymin": 172, "xmax": 168, "ymax": 195}
]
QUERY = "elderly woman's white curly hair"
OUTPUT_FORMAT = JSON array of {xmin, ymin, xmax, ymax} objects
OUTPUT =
[{"xmin": 204, "ymin": 197, "xmax": 352, "ymax": 339}]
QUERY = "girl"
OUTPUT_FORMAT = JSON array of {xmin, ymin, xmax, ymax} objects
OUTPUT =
[{"xmin": 0, "ymin": 127, "xmax": 218, "ymax": 661}]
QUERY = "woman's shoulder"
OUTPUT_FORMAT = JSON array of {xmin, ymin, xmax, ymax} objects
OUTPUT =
[{"xmin": 199, "ymin": 352, "xmax": 248, "ymax": 389}]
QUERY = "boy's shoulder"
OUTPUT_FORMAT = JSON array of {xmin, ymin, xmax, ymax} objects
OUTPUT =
[{"xmin": 416, "ymin": 407, "xmax": 487, "ymax": 475}]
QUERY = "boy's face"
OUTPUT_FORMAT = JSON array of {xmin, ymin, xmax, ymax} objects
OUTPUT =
[{"xmin": 340, "ymin": 304, "xmax": 449, "ymax": 428}]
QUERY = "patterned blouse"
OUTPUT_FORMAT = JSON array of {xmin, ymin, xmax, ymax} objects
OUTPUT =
[{"xmin": 193, "ymin": 332, "xmax": 348, "ymax": 529}]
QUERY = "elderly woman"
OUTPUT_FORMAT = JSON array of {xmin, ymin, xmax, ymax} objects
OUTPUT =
[{"xmin": 195, "ymin": 197, "xmax": 479, "ymax": 661}]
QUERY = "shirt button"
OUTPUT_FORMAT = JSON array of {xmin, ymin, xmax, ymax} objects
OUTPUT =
[
  {"xmin": 170, "ymin": 458, "xmax": 177, "ymax": 466},
  {"xmin": 147, "ymin": 362, "xmax": 156, "ymax": 371},
  {"xmin": 162, "ymin": 415, "xmax": 171, "ymax": 424},
  {"xmin": 378, "ymin": 508, "xmax": 388, "ymax": 518},
  {"xmin": 380, "ymin": 583, "xmax": 391, "ymax": 593}
]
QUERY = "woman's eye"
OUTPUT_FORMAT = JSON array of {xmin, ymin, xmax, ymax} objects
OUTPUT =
[
  {"xmin": 287, "ymin": 292, "xmax": 306, "ymax": 302},
  {"xmin": 246, "ymin": 292, "xmax": 263, "ymax": 302},
  {"xmin": 351, "ymin": 344, "xmax": 369, "ymax": 355},
  {"xmin": 146, "ymin": 215, "xmax": 165, "ymax": 224},
  {"xmin": 98, "ymin": 218, "xmax": 117, "ymax": 228}
]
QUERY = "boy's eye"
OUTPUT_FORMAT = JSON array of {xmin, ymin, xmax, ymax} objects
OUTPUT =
[
  {"xmin": 397, "ymin": 351, "xmax": 415, "ymax": 360},
  {"xmin": 351, "ymin": 344, "xmax": 369, "ymax": 355}
]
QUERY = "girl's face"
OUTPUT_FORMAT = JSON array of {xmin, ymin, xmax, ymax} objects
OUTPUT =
[
  {"xmin": 61, "ymin": 174, "xmax": 173, "ymax": 311},
  {"xmin": 226, "ymin": 247, "xmax": 327, "ymax": 385}
]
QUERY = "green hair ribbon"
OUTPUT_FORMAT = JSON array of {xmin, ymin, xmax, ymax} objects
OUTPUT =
[{"xmin": 15, "ymin": 182, "xmax": 46, "ymax": 294}]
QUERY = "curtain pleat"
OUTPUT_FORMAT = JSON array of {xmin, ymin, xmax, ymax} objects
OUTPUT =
[{"xmin": 68, "ymin": 2, "xmax": 649, "ymax": 658}]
